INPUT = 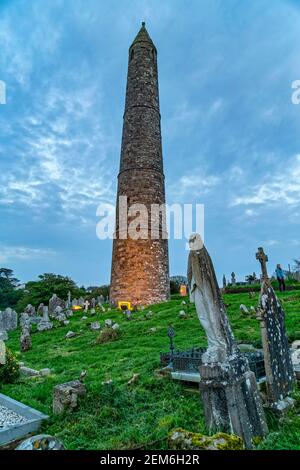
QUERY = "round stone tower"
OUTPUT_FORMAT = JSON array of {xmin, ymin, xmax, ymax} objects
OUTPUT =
[{"xmin": 110, "ymin": 23, "xmax": 170, "ymax": 306}]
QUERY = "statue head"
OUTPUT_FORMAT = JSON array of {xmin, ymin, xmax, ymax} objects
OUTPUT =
[{"xmin": 189, "ymin": 233, "xmax": 204, "ymax": 252}]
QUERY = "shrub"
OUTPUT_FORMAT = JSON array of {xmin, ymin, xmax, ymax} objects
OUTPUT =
[
  {"xmin": 96, "ymin": 327, "xmax": 121, "ymax": 344},
  {"xmin": 0, "ymin": 346, "xmax": 20, "ymax": 386}
]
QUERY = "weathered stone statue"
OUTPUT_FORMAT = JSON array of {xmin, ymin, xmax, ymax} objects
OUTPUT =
[
  {"xmin": 187, "ymin": 234, "xmax": 268, "ymax": 449},
  {"xmin": 256, "ymin": 247, "xmax": 295, "ymax": 411},
  {"xmin": 188, "ymin": 233, "xmax": 238, "ymax": 363}
]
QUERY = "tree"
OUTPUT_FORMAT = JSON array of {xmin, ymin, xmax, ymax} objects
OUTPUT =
[
  {"xmin": 294, "ymin": 259, "xmax": 300, "ymax": 271},
  {"xmin": 15, "ymin": 273, "xmax": 86, "ymax": 312},
  {"xmin": 0, "ymin": 268, "xmax": 23, "ymax": 309},
  {"xmin": 87, "ymin": 285, "xmax": 110, "ymax": 300},
  {"xmin": 170, "ymin": 276, "xmax": 188, "ymax": 295}
]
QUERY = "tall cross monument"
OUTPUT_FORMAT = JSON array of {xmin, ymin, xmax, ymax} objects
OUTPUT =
[{"xmin": 110, "ymin": 23, "xmax": 170, "ymax": 306}]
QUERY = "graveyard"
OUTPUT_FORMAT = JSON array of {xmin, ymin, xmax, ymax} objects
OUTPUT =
[
  {"xmin": 1, "ymin": 287, "xmax": 300, "ymax": 450},
  {"xmin": 1, "ymin": 1, "xmax": 300, "ymax": 458}
]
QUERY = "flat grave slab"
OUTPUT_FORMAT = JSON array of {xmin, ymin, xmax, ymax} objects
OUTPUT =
[{"xmin": 0, "ymin": 393, "xmax": 48, "ymax": 446}]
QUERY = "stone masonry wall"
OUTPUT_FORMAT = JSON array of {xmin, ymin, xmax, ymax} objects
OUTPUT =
[{"xmin": 110, "ymin": 24, "xmax": 170, "ymax": 306}]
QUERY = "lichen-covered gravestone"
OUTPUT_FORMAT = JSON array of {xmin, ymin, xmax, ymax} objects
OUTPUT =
[
  {"xmin": 49, "ymin": 294, "xmax": 65, "ymax": 318},
  {"xmin": 187, "ymin": 233, "xmax": 268, "ymax": 449},
  {"xmin": 256, "ymin": 247, "xmax": 295, "ymax": 411},
  {"xmin": 53, "ymin": 380, "xmax": 86, "ymax": 415}
]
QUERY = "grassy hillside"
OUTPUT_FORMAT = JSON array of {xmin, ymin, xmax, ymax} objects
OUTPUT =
[{"xmin": 2, "ymin": 290, "xmax": 300, "ymax": 450}]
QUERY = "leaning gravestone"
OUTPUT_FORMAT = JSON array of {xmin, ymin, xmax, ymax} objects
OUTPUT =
[
  {"xmin": 65, "ymin": 291, "xmax": 72, "ymax": 309},
  {"xmin": 256, "ymin": 247, "xmax": 295, "ymax": 411},
  {"xmin": 187, "ymin": 233, "xmax": 268, "ymax": 449}
]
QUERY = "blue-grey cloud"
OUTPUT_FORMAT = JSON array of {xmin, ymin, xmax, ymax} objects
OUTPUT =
[{"xmin": 0, "ymin": 0, "xmax": 300, "ymax": 285}]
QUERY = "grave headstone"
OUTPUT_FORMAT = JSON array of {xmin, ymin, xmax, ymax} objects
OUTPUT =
[
  {"xmin": 125, "ymin": 309, "xmax": 132, "ymax": 320},
  {"xmin": 37, "ymin": 306, "xmax": 53, "ymax": 332},
  {"xmin": 20, "ymin": 326, "xmax": 32, "ymax": 352},
  {"xmin": 20, "ymin": 312, "xmax": 31, "ymax": 330},
  {"xmin": 187, "ymin": 233, "xmax": 268, "ymax": 449},
  {"xmin": 0, "ymin": 330, "xmax": 8, "ymax": 341},
  {"xmin": 256, "ymin": 247, "xmax": 295, "ymax": 411},
  {"xmin": 37, "ymin": 303, "xmax": 44, "ymax": 316},
  {"xmin": 49, "ymin": 294, "xmax": 65, "ymax": 316},
  {"xmin": 240, "ymin": 304, "xmax": 249, "ymax": 314},
  {"xmin": 53, "ymin": 380, "xmax": 86, "ymax": 415},
  {"xmin": 0, "ymin": 308, "xmax": 18, "ymax": 331},
  {"xmin": 25, "ymin": 304, "xmax": 36, "ymax": 316}
]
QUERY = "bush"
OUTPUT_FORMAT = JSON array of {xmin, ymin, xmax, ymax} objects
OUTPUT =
[
  {"xmin": 96, "ymin": 327, "xmax": 121, "ymax": 344},
  {"xmin": 0, "ymin": 346, "xmax": 20, "ymax": 386}
]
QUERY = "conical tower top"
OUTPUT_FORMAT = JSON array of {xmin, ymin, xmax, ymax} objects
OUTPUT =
[{"xmin": 130, "ymin": 22, "xmax": 156, "ymax": 50}]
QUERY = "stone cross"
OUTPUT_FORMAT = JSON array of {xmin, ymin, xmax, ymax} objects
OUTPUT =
[
  {"xmin": 256, "ymin": 248, "xmax": 295, "ymax": 411},
  {"xmin": 256, "ymin": 247, "xmax": 269, "ymax": 280}
]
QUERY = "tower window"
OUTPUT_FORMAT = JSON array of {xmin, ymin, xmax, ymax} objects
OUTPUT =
[{"xmin": 130, "ymin": 49, "xmax": 134, "ymax": 61}]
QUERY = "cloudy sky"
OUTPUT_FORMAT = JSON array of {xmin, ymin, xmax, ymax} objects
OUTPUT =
[{"xmin": 1, "ymin": 0, "xmax": 300, "ymax": 287}]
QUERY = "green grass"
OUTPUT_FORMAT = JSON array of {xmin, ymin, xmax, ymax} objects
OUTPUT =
[{"xmin": 2, "ymin": 290, "xmax": 300, "ymax": 450}]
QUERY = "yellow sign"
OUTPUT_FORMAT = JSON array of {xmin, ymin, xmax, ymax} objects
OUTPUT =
[
  {"xmin": 180, "ymin": 285, "xmax": 187, "ymax": 296},
  {"xmin": 118, "ymin": 301, "xmax": 132, "ymax": 311},
  {"xmin": 72, "ymin": 305, "xmax": 82, "ymax": 311}
]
